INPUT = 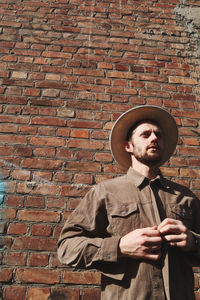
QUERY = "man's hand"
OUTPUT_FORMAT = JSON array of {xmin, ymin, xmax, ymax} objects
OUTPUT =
[
  {"xmin": 158, "ymin": 218, "xmax": 196, "ymax": 252},
  {"xmin": 119, "ymin": 226, "xmax": 162, "ymax": 261}
]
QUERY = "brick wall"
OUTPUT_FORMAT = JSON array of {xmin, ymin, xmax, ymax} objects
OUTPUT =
[{"xmin": 1, "ymin": 0, "xmax": 200, "ymax": 299}]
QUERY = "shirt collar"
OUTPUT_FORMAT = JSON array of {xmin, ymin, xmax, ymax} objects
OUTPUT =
[{"xmin": 127, "ymin": 167, "xmax": 167, "ymax": 189}]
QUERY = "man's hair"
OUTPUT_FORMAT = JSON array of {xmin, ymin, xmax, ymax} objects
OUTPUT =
[{"xmin": 126, "ymin": 119, "xmax": 161, "ymax": 141}]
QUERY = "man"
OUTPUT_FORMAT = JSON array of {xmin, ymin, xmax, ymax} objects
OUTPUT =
[{"xmin": 58, "ymin": 105, "xmax": 200, "ymax": 300}]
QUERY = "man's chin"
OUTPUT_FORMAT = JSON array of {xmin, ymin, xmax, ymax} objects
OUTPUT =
[{"xmin": 140, "ymin": 154, "xmax": 162, "ymax": 166}]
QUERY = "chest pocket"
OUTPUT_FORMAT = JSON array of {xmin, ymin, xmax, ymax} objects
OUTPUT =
[
  {"xmin": 168, "ymin": 204, "xmax": 193, "ymax": 230},
  {"xmin": 107, "ymin": 202, "xmax": 139, "ymax": 236}
]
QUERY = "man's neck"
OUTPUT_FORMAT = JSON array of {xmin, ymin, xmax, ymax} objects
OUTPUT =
[{"xmin": 131, "ymin": 159, "xmax": 160, "ymax": 180}]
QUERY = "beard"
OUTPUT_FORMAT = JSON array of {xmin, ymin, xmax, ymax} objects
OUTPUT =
[{"xmin": 132, "ymin": 147, "xmax": 163, "ymax": 166}]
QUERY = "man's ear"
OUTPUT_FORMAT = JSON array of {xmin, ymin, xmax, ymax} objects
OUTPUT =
[{"xmin": 125, "ymin": 141, "xmax": 133, "ymax": 153}]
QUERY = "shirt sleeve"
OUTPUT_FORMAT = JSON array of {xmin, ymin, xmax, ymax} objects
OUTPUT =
[{"xmin": 57, "ymin": 184, "xmax": 126, "ymax": 280}]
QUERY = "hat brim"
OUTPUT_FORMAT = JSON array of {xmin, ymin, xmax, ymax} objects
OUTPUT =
[{"xmin": 110, "ymin": 105, "xmax": 178, "ymax": 169}]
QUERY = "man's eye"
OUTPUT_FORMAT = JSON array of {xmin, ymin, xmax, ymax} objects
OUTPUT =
[{"xmin": 142, "ymin": 133, "xmax": 150, "ymax": 138}]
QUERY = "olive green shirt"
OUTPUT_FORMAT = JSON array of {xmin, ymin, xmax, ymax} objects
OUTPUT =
[{"xmin": 58, "ymin": 168, "xmax": 200, "ymax": 300}]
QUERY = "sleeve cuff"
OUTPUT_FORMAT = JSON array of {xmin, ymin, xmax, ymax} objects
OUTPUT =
[{"xmin": 99, "ymin": 236, "xmax": 121, "ymax": 262}]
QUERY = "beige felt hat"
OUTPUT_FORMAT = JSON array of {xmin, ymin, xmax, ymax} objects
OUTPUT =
[{"xmin": 110, "ymin": 105, "xmax": 178, "ymax": 169}]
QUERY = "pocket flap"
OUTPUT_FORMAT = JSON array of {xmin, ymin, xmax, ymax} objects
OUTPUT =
[
  {"xmin": 170, "ymin": 204, "xmax": 192, "ymax": 219},
  {"xmin": 109, "ymin": 202, "xmax": 138, "ymax": 217}
]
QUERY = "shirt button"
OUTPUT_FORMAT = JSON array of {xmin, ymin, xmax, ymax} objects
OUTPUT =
[
  {"xmin": 154, "ymin": 282, "xmax": 159, "ymax": 288},
  {"xmin": 180, "ymin": 212, "xmax": 186, "ymax": 217}
]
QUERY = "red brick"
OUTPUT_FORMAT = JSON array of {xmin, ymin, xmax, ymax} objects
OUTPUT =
[
  {"xmin": 180, "ymin": 168, "xmax": 200, "ymax": 178},
  {"xmin": 3, "ymin": 286, "xmax": 26, "ymax": 300},
  {"xmin": 2, "ymin": 208, "xmax": 16, "ymax": 220},
  {"xmin": 12, "ymin": 237, "xmax": 57, "ymax": 251},
  {"xmin": 6, "ymin": 195, "xmax": 24, "ymax": 208},
  {"xmin": 12, "ymin": 169, "xmax": 31, "ymax": 180},
  {"xmin": 61, "ymin": 184, "xmax": 90, "ymax": 197},
  {"xmin": 0, "ymin": 123, "xmax": 18, "ymax": 133},
  {"xmin": 31, "ymin": 116, "xmax": 66, "ymax": 126},
  {"xmin": 68, "ymin": 120, "xmax": 102, "ymax": 129},
  {"xmin": 24, "ymin": 196, "xmax": 44, "ymax": 209},
  {"xmin": 5, "ymin": 252, "xmax": 27, "ymax": 266},
  {"xmin": 54, "ymin": 172, "xmax": 72, "ymax": 182},
  {"xmin": 82, "ymin": 288, "xmax": 101, "ymax": 300},
  {"xmin": 24, "ymin": 88, "xmax": 40, "ymax": 96},
  {"xmin": 0, "ymin": 268, "xmax": 13, "ymax": 282},
  {"xmin": 7, "ymin": 223, "xmax": 27, "ymax": 235},
  {"xmin": 19, "ymin": 125, "xmax": 37, "ymax": 134},
  {"xmin": 0, "ymin": 146, "xmax": 14, "ymax": 156},
  {"xmin": 33, "ymin": 171, "xmax": 52, "ymax": 182},
  {"xmin": 31, "ymin": 224, "xmax": 52, "ymax": 236},
  {"xmin": 30, "ymin": 137, "xmax": 65, "ymax": 147},
  {"xmin": 64, "ymin": 162, "xmax": 101, "ymax": 172},
  {"xmin": 33, "ymin": 147, "xmax": 55, "ymax": 157},
  {"xmin": 46, "ymin": 197, "xmax": 66, "ymax": 209},
  {"xmin": 95, "ymin": 152, "xmax": 113, "ymax": 162},
  {"xmin": 56, "ymin": 149, "xmax": 73, "ymax": 159},
  {"xmin": 57, "ymin": 128, "xmax": 70, "ymax": 137},
  {"xmin": 18, "ymin": 210, "xmax": 60, "ymax": 222},
  {"xmin": 15, "ymin": 268, "xmax": 60, "ymax": 284},
  {"xmin": 68, "ymin": 139, "xmax": 104, "ymax": 150},
  {"xmin": 76, "ymin": 150, "xmax": 93, "ymax": 160},
  {"xmin": 15, "ymin": 147, "xmax": 33, "ymax": 157},
  {"xmin": 71, "ymin": 129, "xmax": 90, "ymax": 139},
  {"xmin": 62, "ymin": 271, "xmax": 101, "ymax": 285},
  {"xmin": 74, "ymin": 174, "xmax": 93, "ymax": 184},
  {"xmin": 51, "ymin": 288, "xmax": 80, "ymax": 300},
  {"xmin": 28, "ymin": 253, "xmax": 49, "ymax": 267},
  {"xmin": 34, "ymin": 110, "xmax": 59, "ymax": 124},
  {"xmin": 27, "ymin": 287, "xmax": 50, "ymax": 300},
  {"xmin": 22, "ymin": 158, "xmax": 62, "ymax": 169}
]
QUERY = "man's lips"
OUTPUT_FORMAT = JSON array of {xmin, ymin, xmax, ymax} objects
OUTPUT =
[{"xmin": 147, "ymin": 144, "xmax": 159, "ymax": 151}]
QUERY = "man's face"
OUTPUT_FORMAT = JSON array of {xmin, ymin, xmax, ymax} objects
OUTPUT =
[{"xmin": 126, "ymin": 121, "xmax": 164, "ymax": 166}]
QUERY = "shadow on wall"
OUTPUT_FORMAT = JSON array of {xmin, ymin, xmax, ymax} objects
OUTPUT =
[{"xmin": 49, "ymin": 292, "xmax": 67, "ymax": 300}]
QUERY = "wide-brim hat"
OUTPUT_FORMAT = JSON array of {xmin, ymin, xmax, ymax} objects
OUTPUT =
[{"xmin": 110, "ymin": 105, "xmax": 178, "ymax": 169}]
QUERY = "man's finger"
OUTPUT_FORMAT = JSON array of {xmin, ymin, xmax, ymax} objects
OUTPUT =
[
  {"xmin": 161, "ymin": 233, "xmax": 187, "ymax": 243},
  {"xmin": 159, "ymin": 223, "xmax": 187, "ymax": 235},
  {"xmin": 158, "ymin": 218, "xmax": 182, "ymax": 231}
]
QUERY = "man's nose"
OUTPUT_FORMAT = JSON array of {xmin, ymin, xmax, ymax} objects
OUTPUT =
[{"xmin": 150, "ymin": 132, "xmax": 158, "ymax": 141}]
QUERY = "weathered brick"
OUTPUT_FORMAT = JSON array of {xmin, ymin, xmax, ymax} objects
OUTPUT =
[
  {"xmin": 31, "ymin": 116, "xmax": 66, "ymax": 126},
  {"xmin": 31, "ymin": 224, "xmax": 52, "ymax": 236},
  {"xmin": 27, "ymin": 287, "xmax": 50, "ymax": 300},
  {"xmin": 68, "ymin": 139, "xmax": 104, "ymax": 150},
  {"xmin": 22, "ymin": 158, "xmax": 62, "ymax": 169},
  {"xmin": 50, "ymin": 288, "xmax": 80, "ymax": 300},
  {"xmin": 12, "ymin": 237, "xmax": 57, "ymax": 251},
  {"xmin": 15, "ymin": 268, "xmax": 60, "ymax": 284},
  {"xmin": 64, "ymin": 162, "xmax": 101, "ymax": 172},
  {"xmin": 3, "ymin": 286, "xmax": 26, "ymax": 300},
  {"xmin": 25, "ymin": 196, "xmax": 45, "ymax": 208},
  {"xmin": 28, "ymin": 253, "xmax": 49, "ymax": 267},
  {"xmin": 0, "ymin": 268, "xmax": 13, "ymax": 282},
  {"xmin": 7, "ymin": 223, "xmax": 27, "ymax": 235},
  {"xmin": 5, "ymin": 252, "xmax": 27, "ymax": 266},
  {"xmin": 82, "ymin": 288, "xmax": 101, "ymax": 300},
  {"xmin": 18, "ymin": 210, "xmax": 60, "ymax": 222},
  {"xmin": 62, "ymin": 271, "xmax": 101, "ymax": 285},
  {"xmin": 29, "ymin": 137, "xmax": 66, "ymax": 147},
  {"xmin": 6, "ymin": 195, "xmax": 24, "ymax": 208}
]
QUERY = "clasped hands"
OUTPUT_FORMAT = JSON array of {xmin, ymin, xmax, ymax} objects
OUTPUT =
[{"xmin": 119, "ymin": 218, "xmax": 196, "ymax": 261}]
